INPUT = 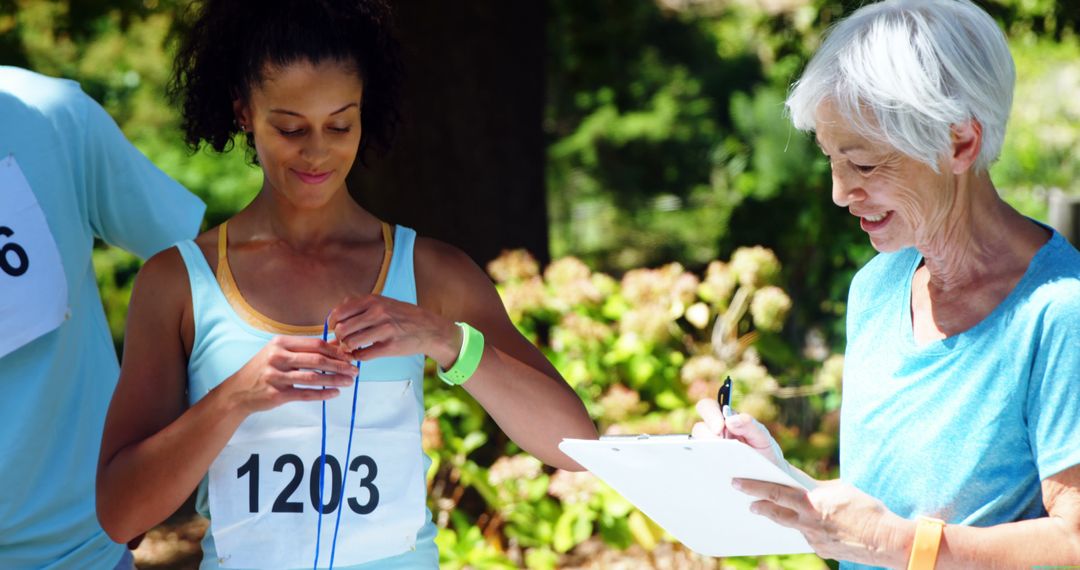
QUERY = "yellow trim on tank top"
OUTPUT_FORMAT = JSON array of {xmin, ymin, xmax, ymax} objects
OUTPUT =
[{"xmin": 215, "ymin": 221, "xmax": 394, "ymax": 335}]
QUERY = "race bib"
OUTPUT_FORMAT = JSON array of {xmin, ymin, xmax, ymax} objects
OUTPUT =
[
  {"xmin": 208, "ymin": 379, "xmax": 425, "ymax": 569},
  {"xmin": 0, "ymin": 155, "xmax": 68, "ymax": 358}
]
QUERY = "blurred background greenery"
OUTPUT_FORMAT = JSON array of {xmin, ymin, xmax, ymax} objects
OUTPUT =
[{"xmin": 2, "ymin": 0, "xmax": 1077, "ymax": 567}]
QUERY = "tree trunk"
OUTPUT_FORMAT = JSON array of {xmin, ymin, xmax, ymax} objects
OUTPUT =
[{"xmin": 348, "ymin": 0, "xmax": 550, "ymax": 268}]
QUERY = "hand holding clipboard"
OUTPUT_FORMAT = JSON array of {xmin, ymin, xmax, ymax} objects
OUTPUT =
[{"xmin": 560, "ymin": 379, "xmax": 815, "ymax": 558}]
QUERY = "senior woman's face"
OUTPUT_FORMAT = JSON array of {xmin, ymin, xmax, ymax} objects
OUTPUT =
[{"xmin": 814, "ymin": 102, "xmax": 950, "ymax": 253}]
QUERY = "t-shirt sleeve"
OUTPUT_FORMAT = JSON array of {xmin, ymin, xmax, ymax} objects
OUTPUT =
[
  {"xmin": 1026, "ymin": 291, "xmax": 1080, "ymax": 480},
  {"xmin": 80, "ymin": 91, "xmax": 205, "ymax": 259}
]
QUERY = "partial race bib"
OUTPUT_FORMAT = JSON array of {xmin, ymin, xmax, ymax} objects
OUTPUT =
[
  {"xmin": 0, "ymin": 155, "xmax": 68, "ymax": 358},
  {"xmin": 208, "ymin": 379, "xmax": 425, "ymax": 569}
]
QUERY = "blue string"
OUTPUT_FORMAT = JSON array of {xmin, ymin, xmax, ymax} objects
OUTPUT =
[
  {"xmin": 315, "ymin": 398, "xmax": 328, "ymax": 568},
  {"xmin": 314, "ymin": 319, "xmax": 330, "ymax": 570},
  {"xmin": 314, "ymin": 317, "xmax": 361, "ymax": 570},
  {"xmin": 329, "ymin": 364, "xmax": 360, "ymax": 569}
]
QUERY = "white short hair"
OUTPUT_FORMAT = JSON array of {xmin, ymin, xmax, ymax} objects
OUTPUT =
[{"xmin": 786, "ymin": 0, "xmax": 1015, "ymax": 172}]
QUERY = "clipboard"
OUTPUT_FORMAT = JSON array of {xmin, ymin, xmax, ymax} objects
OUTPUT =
[{"xmin": 559, "ymin": 436, "xmax": 813, "ymax": 557}]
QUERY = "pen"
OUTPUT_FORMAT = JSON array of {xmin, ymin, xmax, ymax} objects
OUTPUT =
[{"xmin": 717, "ymin": 376, "xmax": 732, "ymax": 438}]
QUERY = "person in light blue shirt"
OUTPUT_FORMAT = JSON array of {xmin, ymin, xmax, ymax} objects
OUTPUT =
[
  {"xmin": 0, "ymin": 66, "xmax": 205, "ymax": 569},
  {"xmin": 693, "ymin": 1, "xmax": 1080, "ymax": 568}
]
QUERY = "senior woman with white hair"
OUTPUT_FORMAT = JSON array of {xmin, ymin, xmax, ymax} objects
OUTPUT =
[{"xmin": 693, "ymin": 0, "xmax": 1080, "ymax": 568}]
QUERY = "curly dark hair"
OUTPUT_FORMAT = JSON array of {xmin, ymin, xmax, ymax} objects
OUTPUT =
[{"xmin": 168, "ymin": 0, "xmax": 403, "ymax": 164}]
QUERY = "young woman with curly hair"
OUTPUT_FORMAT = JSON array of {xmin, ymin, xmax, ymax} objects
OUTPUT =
[{"xmin": 96, "ymin": 1, "xmax": 597, "ymax": 568}]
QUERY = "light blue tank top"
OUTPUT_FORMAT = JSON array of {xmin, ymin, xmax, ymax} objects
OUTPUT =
[{"xmin": 174, "ymin": 224, "xmax": 438, "ymax": 569}]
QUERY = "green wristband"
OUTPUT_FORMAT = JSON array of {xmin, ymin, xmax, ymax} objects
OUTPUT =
[{"xmin": 437, "ymin": 322, "xmax": 484, "ymax": 385}]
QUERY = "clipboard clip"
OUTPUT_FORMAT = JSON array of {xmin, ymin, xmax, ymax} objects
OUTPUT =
[
  {"xmin": 598, "ymin": 433, "xmax": 693, "ymax": 452},
  {"xmin": 599, "ymin": 434, "xmax": 691, "ymax": 440}
]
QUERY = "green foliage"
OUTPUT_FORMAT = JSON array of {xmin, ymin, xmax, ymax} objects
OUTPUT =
[
  {"xmin": 9, "ymin": 0, "xmax": 1074, "ymax": 360},
  {"xmin": 417, "ymin": 249, "xmax": 839, "ymax": 567},
  {"xmin": 91, "ymin": 241, "xmax": 143, "ymax": 343},
  {"xmin": 434, "ymin": 511, "xmax": 518, "ymax": 570},
  {"xmin": 5, "ymin": 1, "xmax": 1077, "ymax": 567},
  {"xmin": 545, "ymin": 0, "xmax": 1079, "ymax": 360},
  {"xmin": 546, "ymin": 0, "xmax": 762, "ymax": 271},
  {"xmin": 991, "ymin": 34, "xmax": 1080, "ymax": 219},
  {"xmin": 544, "ymin": 0, "xmax": 879, "ymax": 359}
]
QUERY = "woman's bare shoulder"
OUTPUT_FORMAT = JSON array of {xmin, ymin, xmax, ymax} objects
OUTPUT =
[
  {"xmin": 412, "ymin": 236, "xmax": 489, "ymax": 286},
  {"xmin": 412, "ymin": 236, "xmax": 498, "ymax": 315},
  {"xmin": 133, "ymin": 246, "xmax": 193, "ymax": 311}
]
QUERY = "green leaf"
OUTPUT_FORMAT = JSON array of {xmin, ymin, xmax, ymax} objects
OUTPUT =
[
  {"xmin": 627, "ymin": 510, "xmax": 660, "ymax": 551},
  {"xmin": 654, "ymin": 389, "xmax": 685, "ymax": 410},
  {"xmin": 461, "ymin": 431, "xmax": 488, "ymax": 454},
  {"xmin": 600, "ymin": 490, "xmax": 633, "ymax": 518},
  {"xmin": 524, "ymin": 546, "xmax": 559, "ymax": 570},
  {"xmin": 597, "ymin": 512, "xmax": 633, "ymax": 549},
  {"xmin": 552, "ymin": 508, "xmax": 576, "ymax": 553},
  {"xmin": 628, "ymin": 354, "xmax": 657, "ymax": 387},
  {"xmin": 571, "ymin": 505, "xmax": 595, "ymax": 545},
  {"xmin": 552, "ymin": 504, "xmax": 595, "ymax": 553}
]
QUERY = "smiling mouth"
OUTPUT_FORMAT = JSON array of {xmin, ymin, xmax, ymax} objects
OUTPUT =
[
  {"xmin": 858, "ymin": 210, "xmax": 892, "ymax": 231},
  {"xmin": 293, "ymin": 170, "xmax": 332, "ymax": 184}
]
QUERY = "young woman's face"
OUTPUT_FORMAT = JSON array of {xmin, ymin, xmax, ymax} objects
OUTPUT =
[{"xmin": 237, "ymin": 58, "xmax": 364, "ymax": 209}]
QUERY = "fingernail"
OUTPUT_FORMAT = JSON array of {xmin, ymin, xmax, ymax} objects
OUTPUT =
[
  {"xmin": 749, "ymin": 503, "xmax": 759, "ymax": 514},
  {"xmin": 732, "ymin": 479, "xmax": 743, "ymax": 490},
  {"xmin": 722, "ymin": 405, "xmax": 733, "ymax": 417}
]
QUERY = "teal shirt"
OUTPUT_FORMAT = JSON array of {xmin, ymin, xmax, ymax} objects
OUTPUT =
[
  {"xmin": 839, "ymin": 229, "xmax": 1080, "ymax": 570},
  {"xmin": 0, "ymin": 67, "xmax": 205, "ymax": 569}
]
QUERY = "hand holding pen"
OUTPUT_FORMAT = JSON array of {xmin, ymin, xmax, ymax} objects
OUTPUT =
[
  {"xmin": 691, "ymin": 376, "xmax": 735, "ymax": 441},
  {"xmin": 717, "ymin": 376, "xmax": 732, "ymax": 438},
  {"xmin": 691, "ymin": 376, "xmax": 789, "ymax": 471}
]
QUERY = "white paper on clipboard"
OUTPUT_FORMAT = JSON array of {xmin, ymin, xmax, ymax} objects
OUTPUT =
[{"xmin": 558, "ymin": 436, "xmax": 813, "ymax": 558}]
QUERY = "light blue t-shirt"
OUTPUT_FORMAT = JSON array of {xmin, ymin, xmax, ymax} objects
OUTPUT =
[
  {"xmin": 839, "ymin": 228, "xmax": 1080, "ymax": 570},
  {"xmin": 0, "ymin": 67, "xmax": 205, "ymax": 569}
]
